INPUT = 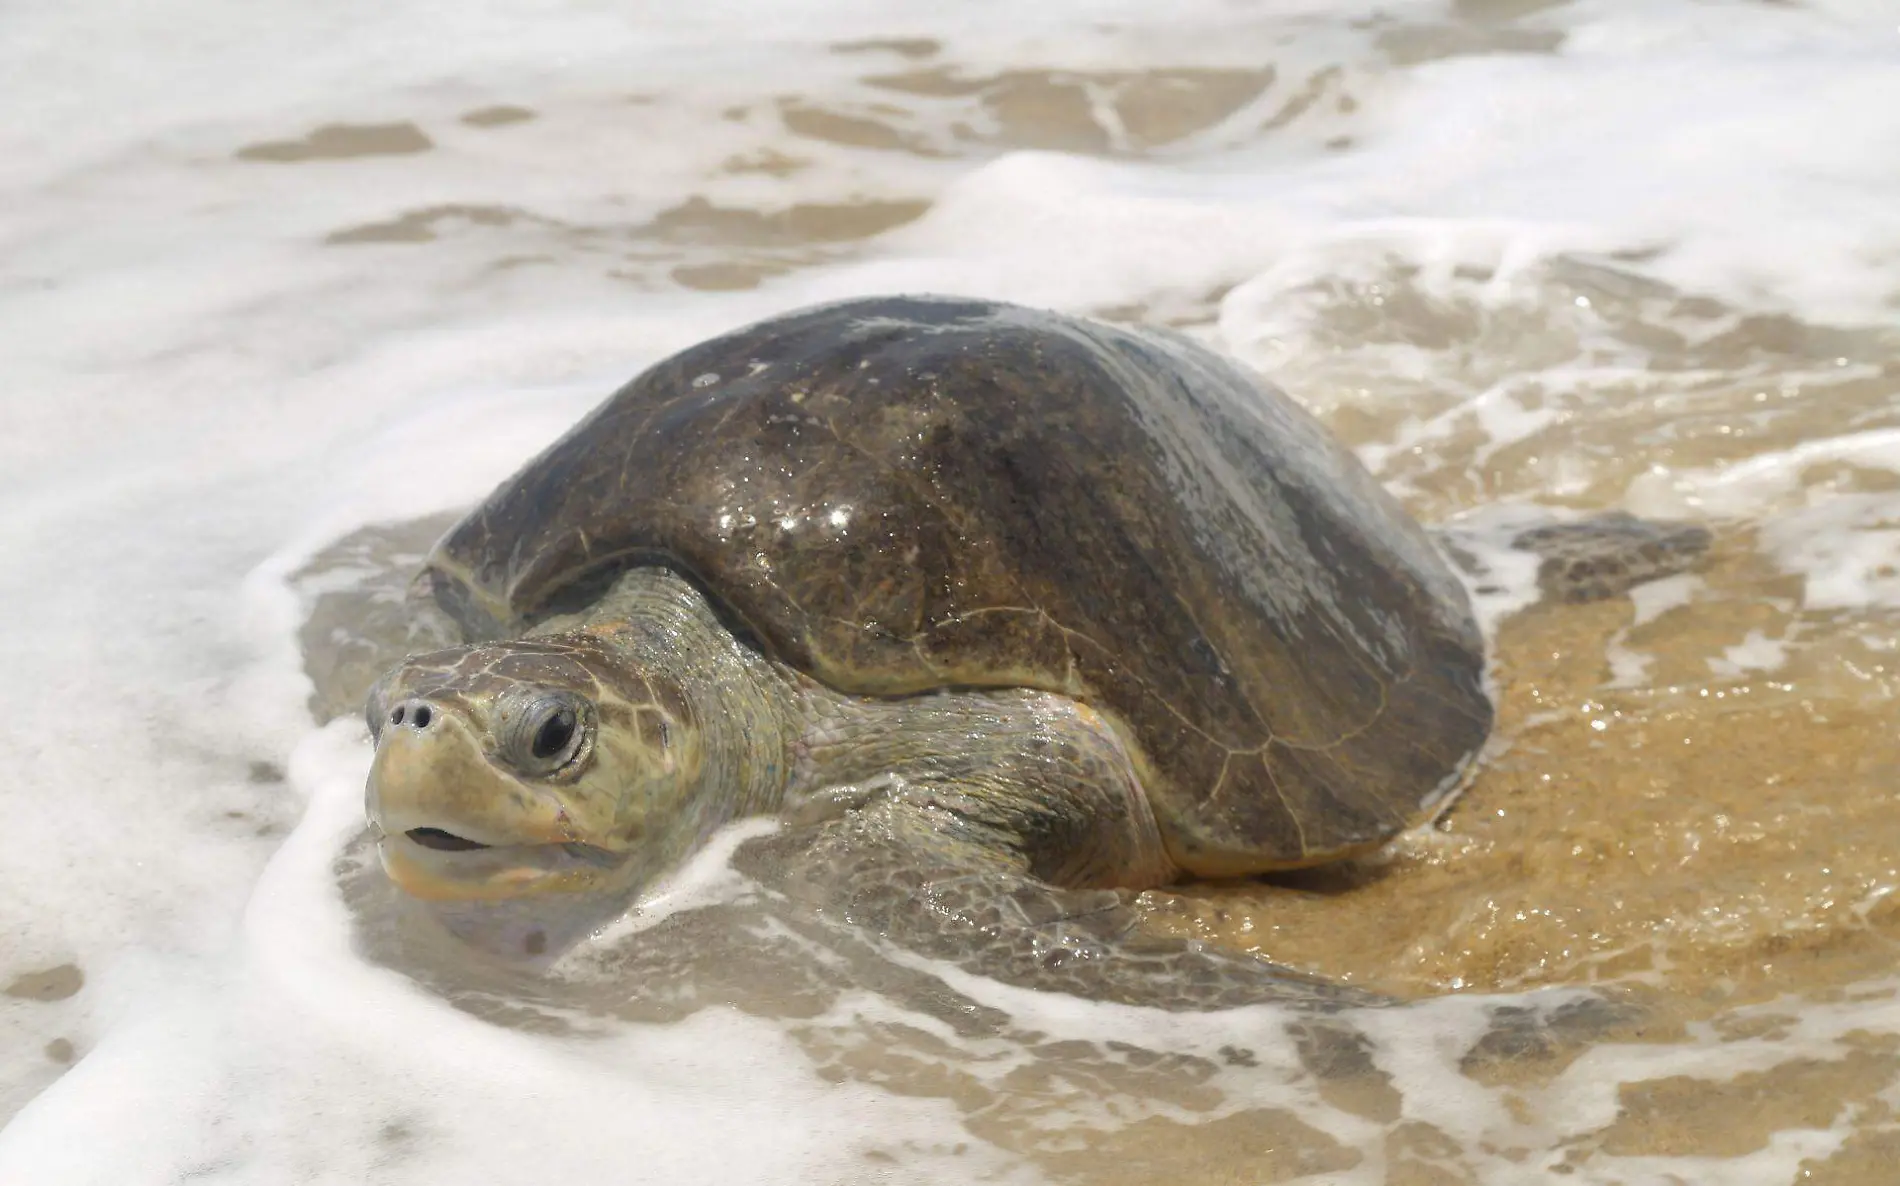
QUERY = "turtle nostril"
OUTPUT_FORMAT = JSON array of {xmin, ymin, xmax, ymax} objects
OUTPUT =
[{"xmin": 388, "ymin": 700, "xmax": 435, "ymax": 730}]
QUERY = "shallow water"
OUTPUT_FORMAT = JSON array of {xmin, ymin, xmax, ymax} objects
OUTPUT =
[{"xmin": 3, "ymin": 0, "xmax": 1900, "ymax": 1182}]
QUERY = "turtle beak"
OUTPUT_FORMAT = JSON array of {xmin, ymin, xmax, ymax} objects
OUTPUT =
[{"xmin": 366, "ymin": 698, "xmax": 616, "ymax": 901}]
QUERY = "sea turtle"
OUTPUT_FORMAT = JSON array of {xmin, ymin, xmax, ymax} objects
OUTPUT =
[{"xmin": 361, "ymin": 295, "xmax": 1706, "ymax": 1008}]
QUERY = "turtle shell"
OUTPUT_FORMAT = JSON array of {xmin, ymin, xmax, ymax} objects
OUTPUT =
[{"xmin": 423, "ymin": 296, "xmax": 1492, "ymax": 875}]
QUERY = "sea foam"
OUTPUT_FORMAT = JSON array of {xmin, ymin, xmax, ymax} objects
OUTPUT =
[{"xmin": 4, "ymin": 0, "xmax": 1900, "ymax": 1181}]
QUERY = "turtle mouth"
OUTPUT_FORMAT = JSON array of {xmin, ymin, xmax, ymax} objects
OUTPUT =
[
  {"xmin": 397, "ymin": 828, "xmax": 621, "ymax": 866},
  {"xmin": 377, "ymin": 827, "xmax": 630, "ymax": 901},
  {"xmin": 407, "ymin": 827, "xmax": 492, "ymax": 852}
]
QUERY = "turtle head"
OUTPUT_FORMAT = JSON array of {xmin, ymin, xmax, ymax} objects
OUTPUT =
[{"xmin": 363, "ymin": 632, "xmax": 707, "ymax": 910}]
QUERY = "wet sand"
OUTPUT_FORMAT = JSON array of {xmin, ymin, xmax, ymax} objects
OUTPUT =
[
  {"xmin": 281, "ymin": 66, "xmax": 1900, "ymax": 1184},
  {"xmin": 8, "ymin": 4, "xmax": 1899, "ymax": 1180},
  {"xmin": 1151, "ymin": 537, "xmax": 1900, "ymax": 1007},
  {"xmin": 285, "ymin": 287, "xmax": 1900, "ymax": 1184},
  {"xmin": 244, "ymin": 87, "xmax": 1900, "ymax": 1180}
]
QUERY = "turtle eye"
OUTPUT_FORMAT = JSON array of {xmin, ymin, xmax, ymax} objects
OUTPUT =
[
  {"xmin": 533, "ymin": 708, "xmax": 576, "ymax": 760},
  {"xmin": 500, "ymin": 691, "xmax": 591, "ymax": 776}
]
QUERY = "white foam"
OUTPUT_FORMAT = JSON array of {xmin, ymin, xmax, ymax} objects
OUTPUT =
[
  {"xmin": 1633, "ymin": 430, "xmax": 1900, "ymax": 612},
  {"xmin": 576, "ymin": 818, "xmax": 783, "ymax": 949},
  {"xmin": 5, "ymin": 0, "xmax": 1900, "ymax": 1179},
  {"xmin": 1649, "ymin": 427, "xmax": 1900, "ymax": 516},
  {"xmin": 1759, "ymin": 494, "xmax": 1900, "ymax": 613},
  {"xmin": 0, "ymin": 723, "xmax": 1008, "ymax": 1185},
  {"xmin": 1432, "ymin": 502, "xmax": 1561, "ymax": 637},
  {"xmin": 1708, "ymin": 628, "xmax": 1794, "ymax": 679}
]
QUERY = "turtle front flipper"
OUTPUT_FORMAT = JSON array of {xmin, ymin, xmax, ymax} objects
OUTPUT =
[{"xmin": 738, "ymin": 790, "xmax": 1383, "ymax": 1012}]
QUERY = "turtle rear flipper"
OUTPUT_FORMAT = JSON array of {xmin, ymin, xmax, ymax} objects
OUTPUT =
[
  {"xmin": 1437, "ymin": 509, "xmax": 1712, "ymax": 611},
  {"xmin": 1511, "ymin": 512, "xmax": 1712, "ymax": 604}
]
